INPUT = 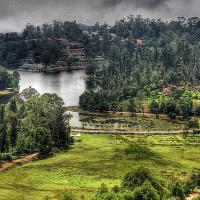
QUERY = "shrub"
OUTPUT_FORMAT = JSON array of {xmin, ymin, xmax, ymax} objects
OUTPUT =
[
  {"xmin": 170, "ymin": 181, "xmax": 185, "ymax": 200},
  {"xmin": 92, "ymin": 188, "xmax": 122, "ymax": 200},
  {"xmin": 187, "ymin": 118, "xmax": 199, "ymax": 129},
  {"xmin": 122, "ymin": 167, "xmax": 164, "ymax": 196},
  {"xmin": 168, "ymin": 112, "xmax": 177, "ymax": 120},
  {"xmin": 59, "ymin": 192, "xmax": 77, "ymax": 200},
  {"xmin": 43, "ymin": 196, "xmax": 52, "ymax": 200},
  {"xmin": 191, "ymin": 173, "xmax": 200, "ymax": 187},
  {"xmin": 183, "ymin": 180, "xmax": 196, "ymax": 196},
  {"xmin": 112, "ymin": 185, "xmax": 121, "ymax": 193},
  {"xmin": 131, "ymin": 181, "xmax": 160, "ymax": 200}
]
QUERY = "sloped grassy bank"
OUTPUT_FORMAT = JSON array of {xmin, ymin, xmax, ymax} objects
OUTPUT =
[{"xmin": 0, "ymin": 133, "xmax": 199, "ymax": 200}]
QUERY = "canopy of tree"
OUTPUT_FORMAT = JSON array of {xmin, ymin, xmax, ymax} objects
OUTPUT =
[
  {"xmin": 0, "ymin": 88, "xmax": 71, "ymax": 157},
  {"xmin": 0, "ymin": 70, "xmax": 19, "ymax": 90},
  {"xmin": 79, "ymin": 16, "xmax": 200, "ymax": 119}
]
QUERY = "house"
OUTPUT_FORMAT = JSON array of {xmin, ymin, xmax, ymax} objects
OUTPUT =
[
  {"xmin": 57, "ymin": 38, "xmax": 81, "ymax": 48},
  {"xmin": 55, "ymin": 60, "xmax": 66, "ymax": 66},
  {"xmin": 20, "ymin": 63, "xmax": 44, "ymax": 72},
  {"xmin": 135, "ymin": 39, "xmax": 144, "ymax": 46},
  {"xmin": 20, "ymin": 63, "xmax": 33, "ymax": 70},
  {"xmin": 162, "ymin": 87, "xmax": 171, "ymax": 94},
  {"xmin": 67, "ymin": 48, "xmax": 85, "ymax": 57}
]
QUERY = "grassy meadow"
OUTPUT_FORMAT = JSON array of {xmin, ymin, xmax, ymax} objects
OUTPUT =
[{"xmin": 0, "ymin": 133, "xmax": 200, "ymax": 200}]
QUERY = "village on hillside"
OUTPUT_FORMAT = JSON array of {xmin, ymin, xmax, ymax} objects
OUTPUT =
[
  {"xmin": 17, "ymin": 29, "xmax": 143, "ymax": 73},
  {"xmin": 19, "ymin": 36, "xmax": 108, "ymax": 73}
]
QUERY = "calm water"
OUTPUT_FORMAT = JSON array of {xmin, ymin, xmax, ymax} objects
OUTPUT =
[{"xmin": 18, "ymin": 70, "xmax": 86, "ymax": 106}]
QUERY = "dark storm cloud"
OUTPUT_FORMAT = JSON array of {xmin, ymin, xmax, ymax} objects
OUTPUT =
[
  {"xmin": 0, "ymin": 0, "xmax": 198, "ymax": 32},
  {"xmin": 101, "ymin": 0, "xmax": 169, "ymax": 9}
]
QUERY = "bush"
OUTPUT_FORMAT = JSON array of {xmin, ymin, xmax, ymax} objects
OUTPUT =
[
  {"xmin": 0, "ymin": 154, "xmax": 13, "ymax": 162},
  {"xmin": 59, "ymin": 192, "xmax": 77, "ymax": 200},
  {"xmin": 122, "ymin": 167, "xmax": 164, "ymax": 196},
  {"xmin": 112, "ymin": 185, "xmax": 121, "ymax": 193},
  {"xmin": 168, "ymin": 112, "xmax": 177, "ymax": 120},
  {"xmin": 170, "ymin": 181, "xmax": 185, "ymax": 200},
  {"xmin": 183, "ymin": 180, "xmax": 196, "ymax": 196},
  {"xmin": 193, "ymin": 130, "xmax": 200, "ymax": 134},
  {"xmin": 43, "ymin": 196, "xmax": 52, "ymax": 200},
  {"xmin": 92, "ymin": 185, "xmax": 122, "ymax": 200},
  {"xmin": 97, "ymin": 184, "xmax": 109, "ymax": 195},
  {"xmin": 187, "ymin": 118, "xmax": 200, "ymax": 129},
  {"xmin": 131, "ymin": 181, "xmax": 160, "ymax": 200},
  {"xmin": 191, "ymin": 173, "xmax": 200, "ymax": 187}
]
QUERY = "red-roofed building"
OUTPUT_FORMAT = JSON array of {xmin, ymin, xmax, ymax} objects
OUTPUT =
[
  {"xmin": 57, "ymin": 38, "xmax": 81, "ymax": 47},
  {"xmin": 162, "ymin": 87, "xmax": 171, "ymax": 94},
  {"xmin": 135, "ymin": 39, "xmax": 144, "ymax": 46}
]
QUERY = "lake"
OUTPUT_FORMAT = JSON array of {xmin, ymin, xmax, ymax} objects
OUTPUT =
[{"xmin": 18, "ymin": 70, "xmax": 86, "ymax": 106}]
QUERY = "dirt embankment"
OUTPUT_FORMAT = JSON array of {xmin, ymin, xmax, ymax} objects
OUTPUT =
[{"xmin": 0, "ymin": 153, "xmax": 39, "ymax": 173}]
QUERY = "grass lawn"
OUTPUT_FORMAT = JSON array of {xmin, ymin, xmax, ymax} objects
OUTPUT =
[{"xmin": 0, "ymin": 133, "xmax": 199, "ymax": 200}]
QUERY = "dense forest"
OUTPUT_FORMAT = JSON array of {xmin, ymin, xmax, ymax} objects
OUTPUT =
[
  {"xmin": 79, "ymin": 16, "xmax": 200, "ymax": 120},
  {"xmin": 0, "ymin": 20, "xmax": 110, "ymax": 67},
  {"xmin": 0, "ymin": 87, "xmax": 71, "ymax": 159}
]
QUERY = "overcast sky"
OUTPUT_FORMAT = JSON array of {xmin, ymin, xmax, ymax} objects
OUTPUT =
[{"xmin": 0, "ymin": 0, "xmax": 199, "ymax": 32}]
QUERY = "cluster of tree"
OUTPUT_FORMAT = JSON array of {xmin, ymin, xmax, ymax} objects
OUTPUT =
[
  {"xmin": 44, "ymin": 167, "xmax": 200, "ymax": 200},
  {"xmin": 149, "ymin": 88, "xmax": 194, "ymax": 119},
  {"xmin": 0, "ymin": 88, "xmax": 71, "ymax": 158},
  {"xmin": 79, "ymin": 87, "xmax": 195, "ymax": 121},
  {"xmin": 0, "ymin": 70, "xmax": 20, "ymax": 90},
  {"xmin": 3, "ymin": 15, "xmax": 200, "ymax": 68},
  {"xmin": 80, "ymin": 16, "xmax": 200, "ymax": 118},
  {"xmin": 22, "ymin": 21, "xmax": 83, "ymax": 41},
  {"xmin": 0, "ymin": 20, "xmax": 85, "ymax": 68},
  {"xmin": 0, "ymin": 36, "xmax": 62, "ymax": 67},
  {"xmin": 111, "ymin": 16, "xmax": 200, "ymax": 42}
]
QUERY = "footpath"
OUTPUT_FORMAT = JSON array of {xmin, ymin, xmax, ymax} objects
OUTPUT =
[{"xmin": 0, "ymin": 153, "xmax": 38, "ymax": 173}]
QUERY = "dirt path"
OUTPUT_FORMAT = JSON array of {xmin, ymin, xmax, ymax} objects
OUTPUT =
[
  {"xmin": 0, "ymin": 153, "xmax": 39, "ymax": 173},
  {"xmin": 71, "ymin": 128, "xmax": 192, "ymax": 135},
  {"xmin": 187, "ymin": 189, "xmax": 200, "ymax": 200}
]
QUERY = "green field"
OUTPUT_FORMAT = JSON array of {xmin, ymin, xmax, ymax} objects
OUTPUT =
[{"xmin": 0, "ymin": 133, "xmax": 200, "ymax": 200}]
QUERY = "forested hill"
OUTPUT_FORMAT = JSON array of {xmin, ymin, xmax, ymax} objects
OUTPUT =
[
  {"xmin": 1, "ymin": 16, "xmax": 200, "ymax": 68},
  {"xmin": 79, "ymin": 16, "xmax": 200, "ymax": 118}
]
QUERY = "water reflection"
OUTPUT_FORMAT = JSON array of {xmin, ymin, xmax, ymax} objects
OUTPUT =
[{"xmin": 18, "ymin": 70, "xmax": 86, "ymax": 106}]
